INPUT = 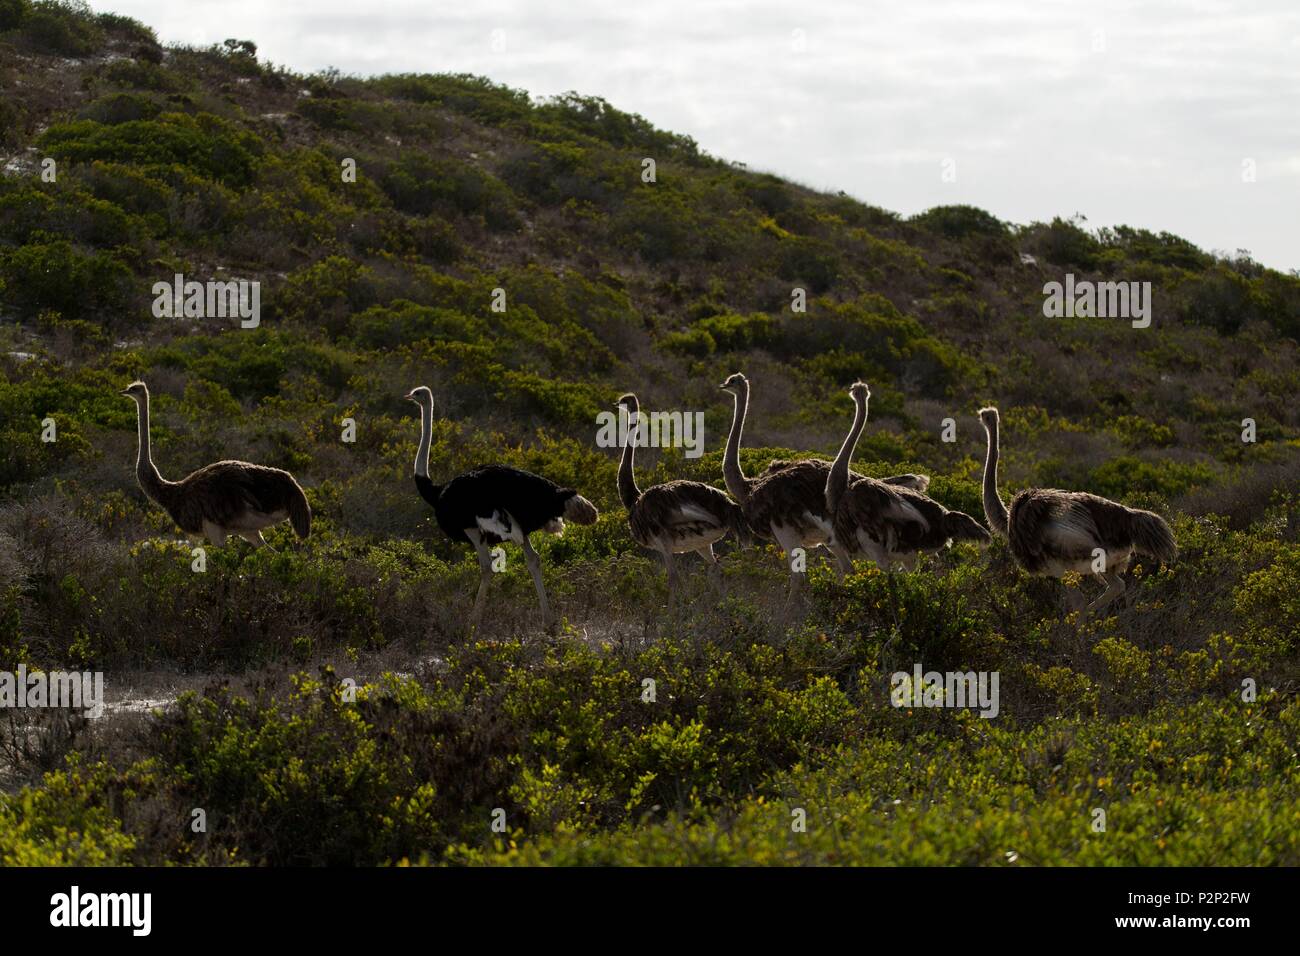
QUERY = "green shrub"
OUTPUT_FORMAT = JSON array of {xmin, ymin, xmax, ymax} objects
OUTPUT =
[
  {"xmin": 40, "ymin": 113, "xmax": 263, "ymax": 188},
  {"xmin": 1234, "ymin": 545, "xmax": 1300, "ymax": 653},
  {"xmin": 78, "ymin": 92, "xmax": 162, "ymax": 125},
  {"xmin": 1028, "ymin": 216, "xmax": 1101, "ymax": 269},
  {"xmin": 18, "ymin": 0, "xmax": 102, "ymax": 56},
  {"xmin": 613, "ymin": 188, "xmax": 697, "ymax": 263},
  {"xmin": 147, "ymin": 675, "xmax": 444, "ymax": 865},
  {"xmin": 912, "ymin": 204, "xmax": 1007, "ymax": 240},
  {"xmin": 1087, "ymin": 455, "xmax": 1215, "ymax": 501},
  {"xmin": 102, "ymin": 57, "xmax": 179, "ymax": 92},
  {"xmin": 776, "ymin": 235, "xmax": 841, "ymax": 292},
  {"xmin": 0, "ymin": 0, "xmax": 29, "ymax": 32},
  {"xmin": 381, "ymin": 152, "xmax": 519, "ymax": 231},
  {"xmin": 1098, "ymin": 225, "xmax": 1209, "ymax": 270},
  {"xmin": 0, "ymin": 760, "xmax": 137, "ymax": 865},
  {"xmin": 0, "ymin": 236, "xmax": 133, "ymax": 318}
]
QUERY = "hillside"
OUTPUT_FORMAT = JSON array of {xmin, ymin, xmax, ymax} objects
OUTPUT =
[{"xmin": 1, "ymin": 2, "xmax": 1298, "ymax": 866}]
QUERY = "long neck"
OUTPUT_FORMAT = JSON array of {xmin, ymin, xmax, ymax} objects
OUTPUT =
[
  {"xmin": 722, "ymin": 385, "xmax": 751, "ymax": 502},
  {"xmin": 826, "ymin": 393, "xmax": 866, "ymax": 513},
  {"xmin": 414, "ymin": 400, "xmax": 432, "ymax": 478},
  {"xmin": 982, "ymin": 420, "xmax": 1010, "ymax": 537},
  {"xmin": 133, "ymin": 396, "xmax": 168, "ymax": 501},
  {"xmin": 617, "ymin": 408, "xmax": 642, "ymax": 510}
]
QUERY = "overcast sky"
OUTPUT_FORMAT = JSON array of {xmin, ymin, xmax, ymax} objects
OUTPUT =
[{"xmin": 90, "ymin": 0, "xmax": 1300, "ymax": 272}]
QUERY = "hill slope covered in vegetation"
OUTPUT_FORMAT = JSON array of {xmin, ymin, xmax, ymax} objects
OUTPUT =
[{"xmin": 1, "ymin": 2, "xmax": 1297, "ymax": 865}]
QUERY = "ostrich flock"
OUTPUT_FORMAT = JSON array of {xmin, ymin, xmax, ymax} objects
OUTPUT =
[{"xmin": 120, "ymin": 374, "xmax": 1177, "ymax": 630}]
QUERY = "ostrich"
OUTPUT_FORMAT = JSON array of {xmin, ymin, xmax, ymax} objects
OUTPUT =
[
  {"xmin": 718, "ymin": 371, "xmax": 928, "ymax": 601},
  {"xmin": 979, "ymin": 406, "xmax": 1177, "ymax": 611},
  {"xmin": 615, "ymin": 393, "xmax": 747, "ymax": 598},
  {"xmin": 407, "ymin": 385, "xmax": 597, "ymax": 631},
  {"xmin": 826, "ymin": 382, "xmax": 989, "ymax": 571},
  {"xmin": 120, "ymin": 381, "xmax": 310, "ymax": 548},
  {"xmin": 721, "ymin": 374, "xmax": 929, "ymax": 495}
]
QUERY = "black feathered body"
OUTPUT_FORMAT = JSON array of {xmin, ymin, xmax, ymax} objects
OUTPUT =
[
  {"xmin": 150, "ymin": 460, "xmax": 311, "ymax": 539},
  {"xmin": 1006, "ymin": 488, "xmax": 1176, "ymax": 576},
  {"xmin": 626, "ymin": 480, "xmax": 747, "ymax": 553},
  {"xmin": 417, "ymin": 464, "xmax": 596, "ymax": 545}
]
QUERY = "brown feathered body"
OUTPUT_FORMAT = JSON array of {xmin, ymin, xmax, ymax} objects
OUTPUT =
[
  {"xmin": 721, "ymin": 377, "xmax": 930, "ymax": 560},
  {"xmin": 617, "ymin": 393, "xmax": 746, "ymax": 557},
  {"xmin": 625, "ymin": 479, "xmax": 748, "ymax": 554},
  {"xmin": 761, "ymin": 457, "xmax": 930, "ymax": 493},
  {"xmin": 833, "ymin": 478, "xmax": 989, "ymax": 568},
  {"xmin": 980, "ymin": 406, "xmax": 1176, "ymax": 583},
  {"xmin": 741, "ymin": 460, "xmax": 841, "ymax": 549},
  {"xmin": 824, "ymin": 382, "xmax": 988, "ymax": 570},
  {"xmin": 148, "ymin": 461, "xmax": 310, "ymax": 541},
  {"xmin": 1004, "ymin": 488, "xmax": 1176, "ymax": 576},
  {"xmin": 125, "ymin": 382, "xmax": 310, "ymax": 546},
  {"xmin": 746, "ymin": 458, "xmax": 933, "ymax": 551}
]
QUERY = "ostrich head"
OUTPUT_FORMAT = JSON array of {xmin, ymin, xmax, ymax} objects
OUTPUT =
[
  {"xmin": 614, "ymin": 392, "xmax": 639, "ymax": 414},
  {"xmin": 404, "ymin": 386, "xmax": 434, "ymax": 408},
  {"xmin": 718, "ymin": 372, "xmax": 748, "ymax": 393},
  {"xmin": 119, "ymin": 381, "xmax": 148, "ymax": 402},
  {"xmin": 849, "ymin": 381, "xmax": 870, "ymax": 403},
  {"xmin": 978, "ymin": 406, "xmax": 1000, "ymax": 429}
]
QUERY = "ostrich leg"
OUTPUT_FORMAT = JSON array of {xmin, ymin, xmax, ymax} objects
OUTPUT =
[
  {"xmin": 697, "ymin": 544, "xmax": 723, "ymax": 594},
  {"xmin": 1088, "ymin": 569, "xmax": 1126, "ymax": 614},
  {"xmin": 465, "ymin": 530, "xmax": 495, "ymax": 635},
  {"xmin": 238, "ymin": 530, "xmax": 275, "ymax": 551},
  {"xmin": 827, "ymin": 541, "xmax": 854, "ymax": 579},
  {"xmin": 520, "ymin": 534, "xmax": 553, "ymax": 630},
  {"xmin": 662, "ymin": 550, "xmax": 678, "ymax": 606},
  {"xmin": 772, "ymin": 525, "xmax": 805, "ymax": 617}
]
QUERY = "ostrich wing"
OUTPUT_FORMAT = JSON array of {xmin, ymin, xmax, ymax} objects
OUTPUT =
[
  {"xmin": 1008, "ymin": 488, "xmax": 1121, "ymax": 569},
  {"xmin": 630, "ymin": 481, "xmax": 738, "ymax": 544},
  {"xmin": 835, "ymin": 478, "xmax": 948, "ymax": 554},
  {"xmin": 1044, "ymin": 498, "xmax": 1104, "ymax": 554}
]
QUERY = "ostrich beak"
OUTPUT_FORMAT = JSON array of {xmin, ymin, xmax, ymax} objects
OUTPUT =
[
  {"xmin": 403, "ymin": 390, "xmax": 416, "ymax": 402},
  {"xmin": 118, "ymin": 387, "xmax": 131, "ymax": 396}
]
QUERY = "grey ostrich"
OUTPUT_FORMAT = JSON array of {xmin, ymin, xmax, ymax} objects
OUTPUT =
[
  {"xmin": 121, "ymin": 381, "xmax": 310, "ymax": 548},
  {"xmin": 979, "ymin": 405, "xmax": 1176, "ymax": 611},
  {"xmin": 718, "ymin": 371, "xmax": 928, "ymax": 603},
  {"xmin": 615, "ymin": 393, "xmax": 747, "ymax": 600},
  {"xmin": 826, "ymin": 382, "xmax": 988, "ymax": 570}
]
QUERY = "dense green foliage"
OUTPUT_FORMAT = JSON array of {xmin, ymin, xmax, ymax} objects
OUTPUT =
[{"xmin": 0, "ymin": 4, "xmax": 1297, "ymax": 866}]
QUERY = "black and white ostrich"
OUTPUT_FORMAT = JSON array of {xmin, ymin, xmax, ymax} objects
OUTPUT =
[
  {"xmin": 979, "ymin": 405, "xmax": 1177, "ymax": 611},
  {"xmin": 121, "ymin": 381, "xmax": 310, "ymax": 547},
  {"xmin": 614, "ymin": 393, "xmax": 747, "ymax": 599},
  {"xmin": 826, "ymin": 382, "xmax": 989, "ymax": 570},
  {"xmin": 407, "ymin": 385, "xmax": 598, "ymax": 631}
]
